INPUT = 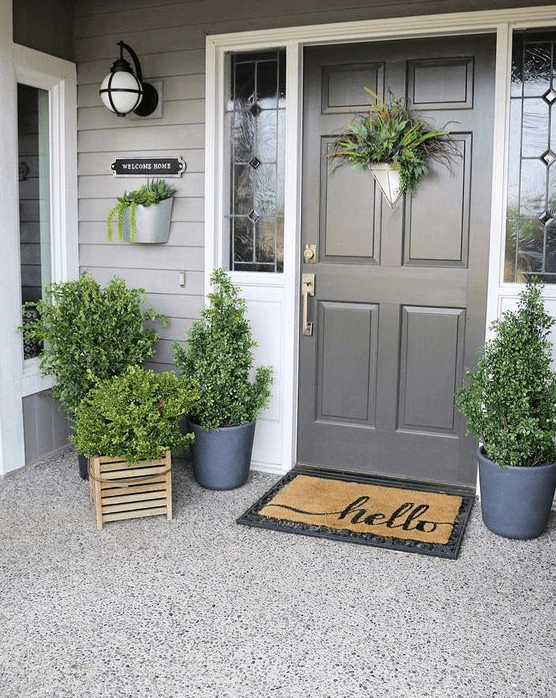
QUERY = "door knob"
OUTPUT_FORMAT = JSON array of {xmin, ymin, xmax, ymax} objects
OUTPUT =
[{"xmin": 303, "ymin": 244, "xmax": 317, "ymax": 264}]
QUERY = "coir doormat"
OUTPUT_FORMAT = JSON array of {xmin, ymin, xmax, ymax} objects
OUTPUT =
[{"xmin": 237, "ymin": 469, "xmax": 475, "ymax": 559}]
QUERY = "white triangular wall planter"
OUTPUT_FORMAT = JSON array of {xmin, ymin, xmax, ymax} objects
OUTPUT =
[{"xmin": 369, "ymin": 164, "xmax": 403, "ymax": 207}]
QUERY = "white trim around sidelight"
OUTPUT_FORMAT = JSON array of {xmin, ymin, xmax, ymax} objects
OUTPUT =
[{"xmin": 0, "ymin": 44, "xmax": 77, "ymax": 475}]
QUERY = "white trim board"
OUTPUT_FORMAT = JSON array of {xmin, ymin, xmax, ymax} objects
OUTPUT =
[
  {"xmin": 0, "ymin": 42, "xmax": 77, "ymax": 476},
  {"xmin": 205, "ymin": 6, "xmax": 556, "ymax": 476}
]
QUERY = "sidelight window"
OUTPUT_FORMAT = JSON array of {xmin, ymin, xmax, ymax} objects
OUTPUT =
[
  {"xmin": 505, "ymin": 30, "xmax": 556, "ymax": 283},
  {"xmin": 225, "ymin": 49, "xmax": 286, "ymax": 272}
]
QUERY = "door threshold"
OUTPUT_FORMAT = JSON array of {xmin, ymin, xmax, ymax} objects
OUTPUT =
[{"xmin": 293, "ymin": 463, "xmax": 476, "ymax": 497}]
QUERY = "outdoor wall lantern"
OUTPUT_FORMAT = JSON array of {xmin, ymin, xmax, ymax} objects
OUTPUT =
[{"xmin": 99, "ymin": 41, "xmax": 159, "ymax": 117}]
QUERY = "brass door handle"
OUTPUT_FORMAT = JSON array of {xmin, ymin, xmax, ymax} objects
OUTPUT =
[{"xmin": 301, "ymin": 273, "xmax": 315, "ymax": 336}]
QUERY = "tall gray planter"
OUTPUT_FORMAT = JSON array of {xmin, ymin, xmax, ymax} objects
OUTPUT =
[
  {"xmin": 478, "ymin": 447, "xmax": 556, "ymax": 539},
  {"xmin": 123, "ymin": 197, "xmax": 173, "ymax": 243},
  {"xmin": 188, "ymin": 420, "xmax": 256, "ymax": 490}
]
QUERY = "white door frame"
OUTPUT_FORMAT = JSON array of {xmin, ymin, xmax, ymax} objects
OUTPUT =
[
  {"xmin": 0, "ymin": 36, "xmax": 77, "ymax": 476},
  {"xmin": 205, "ymin": 6, "xmax": 556, "ymax": 476}
]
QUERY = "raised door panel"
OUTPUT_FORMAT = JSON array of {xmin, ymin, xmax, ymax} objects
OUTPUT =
[
  {"xmin": 317, "ymin": 301, "xmax": 378, "ymax": 424},
  {"xmin": 398, "ymin": 306, "xmax": 465, "ymax": 433},
  {"xmin": 408, "ymin": 57, "xmax": 474, "ymax": 109},
  {"xmin": 323, "ymin": 146, "xmax": 379, "ymax": 261},
  {"xmin": 405, "ymin": 134, "xmax": 471, "ymax": 265},
  {"xmin": 321, "ymin": 63, "xmax": 384, "ymax": 114}
]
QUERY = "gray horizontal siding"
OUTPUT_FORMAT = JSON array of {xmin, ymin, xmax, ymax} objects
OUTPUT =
[
  {"xmin": 76, "ymin": 3, "xmax": 206, "ymax": 369},
  {"xmin": 74, "ymin": 0, "xmax": 555, "ymax": 41},
  {"xmin": 77, "ymin": 50, "xmax": 206, "ymax": 86},
  {"xmin": 79, "ymin": 243, "xmax": 204, "ymax": 271},
  {"xmin": 79, "ymin": 220, "xmax": 204, "ymax": 246},
  {"xmin": 78, "ymin": 99, "xmax": 205, "ymax": 131},
  {"xmin": 78, "ymin": 124, "xmax": 205, "ymax": 153},
  {"xmin": 79, "ymin": 174, "xmax": 205, "ymax": 201}
]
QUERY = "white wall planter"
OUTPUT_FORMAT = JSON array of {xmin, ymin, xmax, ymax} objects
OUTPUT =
[
  {"xmin": 122, "ymin": 197, "xmax": 173, "ymax": 244},
  {"xmin": 369, "ymin": 164, "xmax": 402, "ymax": 207}
]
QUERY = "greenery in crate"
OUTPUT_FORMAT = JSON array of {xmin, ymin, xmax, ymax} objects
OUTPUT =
[
  {"xmin": 455, "ymin": 281, "xmax": 556, "ymax": 468},
  {"xmin": 107, "ymin": 178, "xmax": 175, "ymax": 242},
  {"xmin": 171, "ymin": 268, "xmax": 273, "ymax": 431},
  {"xmin": 71, "ymin": 365, "xmax": 197, "ymax": 462},
  {"xmin": 19, "ymin": 272, "xmax": 167, "ymax": 419},
  {"xmin": 327, "ymin": 88, "xmax": 458, "ymax": 194}
]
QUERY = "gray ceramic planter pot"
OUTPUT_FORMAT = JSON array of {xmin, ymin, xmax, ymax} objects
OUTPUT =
[
  {"xmin": 478, "ymin": 447, "xmax": 556, "ymax": 539},
  {"xmin": 122, "ymin": 197, "xmax": 173, "ymax": 244},
  {"xmin": 188, "ymin": 420, "xmax": 256, "ymax": 490}
]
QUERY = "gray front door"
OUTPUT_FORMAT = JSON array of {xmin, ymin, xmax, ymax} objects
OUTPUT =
[{"xmin": 297, "ymin": 35, "xmax": 495, "ymax": 487}]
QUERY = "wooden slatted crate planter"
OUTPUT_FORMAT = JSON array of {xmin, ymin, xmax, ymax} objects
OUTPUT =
[{"xmin": 88, "ymin": 450, "xmax": 172, "ymax": 530}]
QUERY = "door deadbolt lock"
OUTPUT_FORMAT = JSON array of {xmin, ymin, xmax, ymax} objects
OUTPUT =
[{"xmin": 303, "ymin": 244, "xmax": 317, "ymax": 264}]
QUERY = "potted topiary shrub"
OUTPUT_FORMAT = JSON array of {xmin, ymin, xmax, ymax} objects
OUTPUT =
[
  {"xmin": 171, "ymin": 268, "xmax": 273, "ymax": 490},
  {"xmin": 107, "ymin": 178, "xmax": 175, "ymax": 244},
  {"xmin": 455, "ymin": 281, "xmax": 556, "ymax": 539},
  {"xmin": 327, "ymin": 88, "xmax": 458, "ymax": 206},
  {"xmin": 71, "ymin": 365, "xmax": 197, "ymax": 529},
  {"xmin": 19, "ymin": 272, "xmax": 167, "ymax": 478},
  {"xmin": 71, "ymin": 365, "xmax": 196, "ymax": 463}
]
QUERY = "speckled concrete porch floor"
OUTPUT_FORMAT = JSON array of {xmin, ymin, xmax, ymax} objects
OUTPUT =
[{"xmin": 1, "ymin": 447, "xmax": 555, "ymax": 698}]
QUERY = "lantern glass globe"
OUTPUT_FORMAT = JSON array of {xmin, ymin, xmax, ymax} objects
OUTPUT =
[{"xmin": 100, "ymin": 70, "xmax": 143, "ymax": 115}]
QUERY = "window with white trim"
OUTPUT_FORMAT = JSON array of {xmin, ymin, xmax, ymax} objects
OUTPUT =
[
  {"xmin": 505, "ymin": 29, "xmax": 556, "ymax": 283},
  {"xmin": 225, "ymin": 49, "xmax": 286, "ymax": 272}
]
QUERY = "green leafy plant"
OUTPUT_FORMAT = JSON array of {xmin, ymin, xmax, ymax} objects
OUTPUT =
[
  {"xmin": 71, "ymin": 365, "xmax": 197, "ymax": 462},
  {"xmin": 456, "ymin": 281, "xmax": 556, "ymax": 468},
  {"xmin": 19, "ymin": 272, "xmax": 167, "ymax": 419},
  {"xmin": 171, "ymin": 268, "xmax": 273, "ymax": 431},
  {"xmin": 107, "ymin": 178, "xmax": 175, "ymax": 242},
  {"xmin": 327, "ymin": 88, "xmax": 458, "ymax": 194}
]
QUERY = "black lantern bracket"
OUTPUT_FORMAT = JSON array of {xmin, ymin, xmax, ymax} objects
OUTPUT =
[{"xmin": 129, "ymin": 79, "xmax": 163, "ymax": 120}]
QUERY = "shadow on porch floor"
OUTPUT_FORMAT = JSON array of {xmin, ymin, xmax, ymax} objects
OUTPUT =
[{"xmin": 1, "ymin": 447, "xmax": 555, "ymax": 698}]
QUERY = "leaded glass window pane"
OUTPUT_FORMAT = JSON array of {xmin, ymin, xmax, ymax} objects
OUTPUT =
[
  {"xmin": 227, "ymin": 49, "xmax": 286, "ymax": 273},
  {"xmin": 505, "ymin": 30, "xmax": 556, "ymax": 282}
]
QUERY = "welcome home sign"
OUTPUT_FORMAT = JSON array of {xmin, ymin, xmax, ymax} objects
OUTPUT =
[{"xmin": 110, "ymin": 156, "xmax": 186, "ymax": 177}]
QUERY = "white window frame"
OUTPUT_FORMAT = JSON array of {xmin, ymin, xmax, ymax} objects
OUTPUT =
[
  {"xmin": 206, "ymin": 6, "xmax": 556, "ymax": 475},
  {"xmin": 15, "ymin": 46, "xmax": 78, "ymax": 396},
  {"xmin": 0, "ymin": 44, "xmax": 77, "ymax": 475},
  {"xmin": 486, "ymin": 20, "xmax": 556, "ymax": 333}
]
